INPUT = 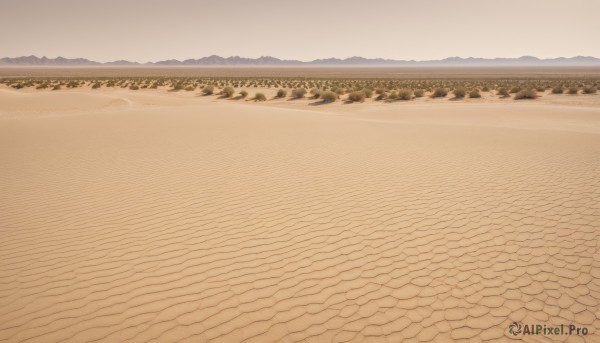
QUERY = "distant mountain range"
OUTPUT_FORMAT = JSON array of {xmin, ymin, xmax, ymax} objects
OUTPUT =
[{"xmin": 2, "ymin": 55, "xmax": 600, "ymax": 66}]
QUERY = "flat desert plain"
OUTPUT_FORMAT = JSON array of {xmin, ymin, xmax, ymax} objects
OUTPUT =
[{"xmin": 1, "ymin": 83, "xmax": 599, "ymax": 343}]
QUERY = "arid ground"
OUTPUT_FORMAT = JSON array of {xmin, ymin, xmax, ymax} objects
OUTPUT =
[{"xmin": 1, "ymin": 70, "xmax": 599, "ymax": 342}]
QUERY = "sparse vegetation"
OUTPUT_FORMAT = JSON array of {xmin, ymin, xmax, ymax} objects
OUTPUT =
[
  {"xmin": 6, "ymin": 75, "xmax": 599, "ymax": 106},
  {"xmin": 254, "ymin": 92, "xmax": 266, "ymax": 101}
]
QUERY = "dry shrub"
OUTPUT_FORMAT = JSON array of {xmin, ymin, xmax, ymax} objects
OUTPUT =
[
  {"xmin": 202, "ymin": 85, "xmax": 214, "ymax": 95},
  {"xmin": 514, "ymin": 89, "xmax": 537, "ymax": 100},
  {"xmin": 568, "ymin": 87, "xmax": 579, "ymax": 94},
  {"xmin": 413, "ymin": 89, "xmax": 425, "ymax": 97},
  {"xmin": 582, "ymin": 85, "xmax": 597, "ymax": 94},
  {"xmin": 552, "ymin": 86, "xmax": 564, "ymax": 94},
  {"xmin": 320, "ymin": 91, "xmax": 337, "ymax": 103},
  {"xmin": 452, "ymin": 87, "xmax": 467, "ymax": 98},
  {"xmin": 276, "ymin": 89, "xmax": 287, "ymax": 98},
  {"xmin": 497, "ymin": 88, "xmax": 509, "ymax": 97},
  {"xmin": 348, "ymin": 91, "xmax": 366, "ymax": 102},
  {"xmin": 221, "ymin": 86, "xmax": 234, "ymax": 98},
  {"xmin": 254, "ymin": 92, "xmax": 266, "ymax": 101},
  {"xmin": 398, "ymin": 89, "xmax": 412, "ymax": 100},
  {"xmin": 240, "ymin": 90, "xmax": 248, "ymax": 98},
  {"xmin": 291, "ymin": 88, "xmax": 307, "ymax": 98},
  {"xmin": 431, "ymin": 88, "xmax": 448, "ymax": 98},
  {"xmin": 310, "ymin": 88, "xmax": 321, "ymax": 99},
  {"xmin": 469, "ymin": 89, "xmax": 481, "ymax": 98}
]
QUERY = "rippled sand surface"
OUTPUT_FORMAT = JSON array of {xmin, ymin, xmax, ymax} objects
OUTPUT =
[{"xmin": 1, "ymin": 89, "xmax": 599, "ymax": 342}]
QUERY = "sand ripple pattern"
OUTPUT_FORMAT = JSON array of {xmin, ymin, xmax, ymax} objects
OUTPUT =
[{"xmin": 0, "ymin": 105, "xmax": 599, "ymax": 342}]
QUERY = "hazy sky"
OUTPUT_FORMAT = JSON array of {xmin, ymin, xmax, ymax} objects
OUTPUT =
[{"xmin": 1, "ymin": 0, "xmax": 599, "ymax": 62}]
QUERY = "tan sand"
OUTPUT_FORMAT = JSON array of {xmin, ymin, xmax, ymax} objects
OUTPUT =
[{"xmin": 0, "ymin": 87, "xmax": 599, "ymax": 342}]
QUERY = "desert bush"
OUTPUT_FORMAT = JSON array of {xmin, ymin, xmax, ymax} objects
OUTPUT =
[
  {"xmin": 582, "ymin": 85, "xmax": 597, "ymax": 94},
  {"xmin": 92, "ymin": 82, "xmax": 101, "ymax": 89},
  {"xmin": 291, "ymin": 88, "xmax": 307, "ymax": 98},
  {"xmin": 254, "ymin": 92, "xmax": 266, "ymax": 101},
  {"xmin": 510, "ymin": 87, "xmax": 522, "ymax": 94},
  {"xmin": 568, "ymin": 87, "xmax": 579, "ymax": 94},
  {"xmin": 398, "ymin": 89, "xmax": 413, "ymax": 100},
  {"xmin": 452, "ymin": 87, "xmax": 467, "ymax": 98},
  {"xmin": 552, "ymin": 86, "xmax": 564, "ymax": 94},
  {"xmin": 469, "ymin": 89, "xmax": 481, "ymax": 98},
  {"xmin": 388, "ymin": 91, "xmax": 398, "ymax": 100},
  {"xmin": 514, "ymin": 89, "xmax": 537, "ymax": 100},
  {"xmin": 185, "ymin": 85, "xmax": 196, "ymax": 91},
  {"xmin": 334, "ymin": 88, "xmax": 345, "ymax": 96},
  {"xmin": 221, "ymin": 86, "xmax": 234, "ymax": 98},
  {"xmin": 52, "ymin": 84, "xmax": 61, "ymax": 90},
  {"xmin": 348, "ymin": 91, "xmax": 366, "ymax": 102},
  {"xmin": 363, "ymin": 88, "xmax": 373, "ymax": 98},
  {"xmin": 276, "ymin": 89, "xmax": 287, "ymax": 98},
  {"xmin": 202, "ymin": 85, "xmax": 214, "ymax": 95},
  {"xmin": 310, "ymin": 88, "xmax": 321, "ymax": 99},
  {"xmin": 320, "ymin": 91, "xmax": 337, "ymax": 103},
  {"xmin": 497, "ymin": 88, "xmax": 509, "ymax": 97},
  {"xmin": 413, "ymin": 89, "xmax": 425, "ymax": 97},
  {"xmin": 130, "ymin": 84, "xmax": 139, "ymax": 90},
  {"xmin": 240, "ymin": 90, "xmax": 248, "ymax": 98},
  {"xmin": 431, "ymin": 88, "xmax": 448, "ymax": 98},
  {"xmin": 150, "ymin": 83, "xmax": 158, "ymax": 89},
  {"xmin": 482, "ymin": 86, "xmax": 490, "ymax": 92}
]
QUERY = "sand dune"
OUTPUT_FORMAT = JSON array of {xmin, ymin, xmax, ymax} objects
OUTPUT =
[{"xmin": 0, "ymin": 89, "xmax": 599, "ymax": 342}]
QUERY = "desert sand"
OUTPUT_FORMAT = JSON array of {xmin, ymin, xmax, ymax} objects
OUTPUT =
[{"xmin": 1, "ymin": 86, "xmax": 599, "ymax": 342}]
